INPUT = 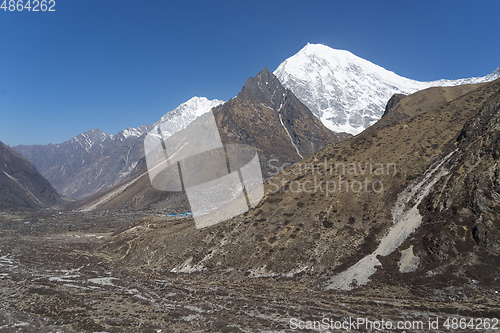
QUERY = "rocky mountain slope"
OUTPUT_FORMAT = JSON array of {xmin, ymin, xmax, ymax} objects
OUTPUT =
[
  {"xmin": 100, "ymin": 79, "xmax": 500, "ymax": 292},
  {"xmin": 0, "ymin": 141, "xmax": 61, "ymax": 209},
  {"xmin": 379, "ymin": 82, "xmax": 489, "ymax": 126},
  {"xmin": 212, "ymin": 67, "xmax": 346, "ymax": 175},
  {"xmin": 14, "ymin": 97, "xmax": 223, "ymax": 199},
  {"xmin": 274, "ymin": 43, "xmax": 500, "ymax": 134}
]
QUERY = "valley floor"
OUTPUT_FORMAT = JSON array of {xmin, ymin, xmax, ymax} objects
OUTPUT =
[{"xmin": 0, "ymin": 211, "xmax": 498, "ymax": 332}]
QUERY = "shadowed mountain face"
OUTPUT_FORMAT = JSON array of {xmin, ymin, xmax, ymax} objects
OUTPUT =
[
  {"xmin": 0, "ymin": 141, "xmax": 61, "ymax": 209},
  {"xmin": 99, "ymin": 79, "xmax": 500, "ymax": 290}
]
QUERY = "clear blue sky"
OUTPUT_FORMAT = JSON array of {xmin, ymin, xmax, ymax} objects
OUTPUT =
[{"xmin": 1, "ymin": 0, "xmax": 499, "ymax": 146}]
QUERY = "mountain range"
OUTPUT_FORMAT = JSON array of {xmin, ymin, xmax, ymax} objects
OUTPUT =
[
  {"xmin": 14, "ymin": 97, "xmax": 223, "ymax": 199},
  {"xmin": 212, "ymin": 67, "xmax": 344, "ymax": 173},
  {"xmin": 12, "ymin": 43, "xmax": 500, "ymax": 201},
  {"xmin": 1, "ymin": 43, "xmax": 499, "ymax": 330}
]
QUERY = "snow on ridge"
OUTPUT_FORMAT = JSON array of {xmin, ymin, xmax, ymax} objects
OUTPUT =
[
  {"xmin": 275, "ymin": 43, "xmax": 500, "ymax": 135},
  {"xmin": 68, "ymin": 97, "xmax": 223, "ymax": 147},
  {"xmin": 114, "ymin": 124, "xmax": 151, "ymax": 140},
  {"xmin": 71, "ymin": 128, "xmax": 113, "ymax": 151},
  {"xmin": 153, "ymin": 96, "xmax": 224, "ymax": 140},
  {"xmin": 156, "ymin": 96, "xmax": 224, "ymax": 127}
]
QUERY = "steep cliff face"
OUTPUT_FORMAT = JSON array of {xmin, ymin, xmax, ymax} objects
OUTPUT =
[{"xmin": 383, "ymin": 93, "xmax": 406, "ymax": 117}]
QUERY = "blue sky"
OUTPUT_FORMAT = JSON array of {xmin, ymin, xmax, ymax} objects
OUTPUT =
[{"xmin": 1, "ymin": 0, "xmax": 499, "ymax": 146}]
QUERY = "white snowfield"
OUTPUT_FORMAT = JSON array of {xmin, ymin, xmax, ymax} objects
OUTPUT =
[{"xmin": 275, "ymin": 43, "xmax": 500, "ymax": 135}]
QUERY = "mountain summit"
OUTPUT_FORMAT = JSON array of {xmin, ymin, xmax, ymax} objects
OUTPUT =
[{"xmin": 275, "ymin": 43, "xmax": 500, "ymax": 134}]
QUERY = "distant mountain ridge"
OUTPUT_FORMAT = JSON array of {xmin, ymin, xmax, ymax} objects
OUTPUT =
[
  {"xmin": 14, "ymin": 97, "xmax": 223, "ymax": 199},
  {"xmin": 274, "ymin": 43, "xmax": 500, "ymax": 134}
]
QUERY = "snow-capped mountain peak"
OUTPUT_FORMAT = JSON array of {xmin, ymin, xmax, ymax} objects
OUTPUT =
[
  {"xmin": 157, "ymin": 96, "xmax": 224, "ymax": 125},
  {"xmin": 154, "ymin": 96, "xmax": 224, "ymax": 139},
  {"xmin": 275, "ymin": 43, "xmax": 500, "ymax": 135},
  {"xmin": 428, "ymin": 66, "xmax": 500, "ymax": 86},
  {"xmin": 280, "ymin": 43, "xmax": 401, "ymax": 84},
  {"xmin": 77, "ymin": 97, "xmax": 224, "ymax": 144}
]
